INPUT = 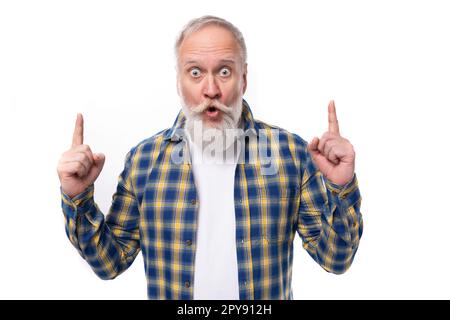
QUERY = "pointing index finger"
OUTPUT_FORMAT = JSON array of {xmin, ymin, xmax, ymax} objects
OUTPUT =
[
  {"xmin": 72, "ymin": 113, "xmax": 84, "ymax": 147},
  {"xmin": 328, "ymin": 100, "xmax": 340, "ymax": 135}
]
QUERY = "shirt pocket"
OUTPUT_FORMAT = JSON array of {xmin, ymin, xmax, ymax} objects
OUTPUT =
[{"xmin": 258, "ymin": 183, "xmax": 300, "ymax": 242}]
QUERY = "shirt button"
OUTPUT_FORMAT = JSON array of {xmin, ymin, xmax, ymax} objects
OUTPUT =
[
  {"xmin": 191, "ymin": 199, "xmax": 196, "ymax": 205},
  {"xmin": 239, "ymin": 199, "xmax": 242, "ymax": 203},
  {"xmin": 185, "ymin": 239, "xmax": 192, "ymax": 246},
  {"xmin": 241, "ymin": 239, "xmax": 244, "ymax": 244},
  {"xmin": 185, "ymin": 281, "xmax": 191, "ymax": 288}
]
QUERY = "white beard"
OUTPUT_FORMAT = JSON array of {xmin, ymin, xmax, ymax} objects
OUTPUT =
[{"xmin": 180, "ymin": 95, "xmax": 243, "ymax": 155}]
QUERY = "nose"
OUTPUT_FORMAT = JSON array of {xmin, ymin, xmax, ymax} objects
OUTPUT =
[{"xmin": 202, "ymin": 75, "xmax": 221, "ymax": 100}]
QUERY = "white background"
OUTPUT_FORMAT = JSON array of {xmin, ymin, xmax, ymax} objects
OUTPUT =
[{"xmin": 1, "ymin": 0, "xmax": 449, "ymax": 299}]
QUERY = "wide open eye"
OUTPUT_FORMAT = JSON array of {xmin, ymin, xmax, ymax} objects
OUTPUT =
[
  {"xmin": 190, "ymin": 68, "xmax": 201, "ymax": 78},
  {"xmin": 219, "ymin": 67, "xmax": 231, "ymax": 77}
]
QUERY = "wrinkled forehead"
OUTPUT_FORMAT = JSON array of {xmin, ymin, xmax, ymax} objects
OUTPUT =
[{"xmin": 177, "ymin": 25, "xmax": 242, "ymax": 67}]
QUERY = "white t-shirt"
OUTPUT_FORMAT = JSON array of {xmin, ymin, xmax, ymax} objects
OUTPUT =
[{"xmin": 187, "ymin": 131, "xmax": 240, "ymax": 300}]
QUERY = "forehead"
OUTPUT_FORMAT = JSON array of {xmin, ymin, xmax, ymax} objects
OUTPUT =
[{"xmin": 178, "ymin": 25, "xmax": 240, "ymax": 64}]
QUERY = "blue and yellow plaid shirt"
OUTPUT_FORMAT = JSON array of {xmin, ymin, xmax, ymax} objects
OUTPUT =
[{"xmin": 61, "ymin": 101, "xmax": 363, "ymax": 299}]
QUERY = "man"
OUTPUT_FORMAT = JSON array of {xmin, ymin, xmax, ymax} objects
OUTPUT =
[{"xmin": 57, "ymin": 16, "xmax": 362, "ymax": 300}]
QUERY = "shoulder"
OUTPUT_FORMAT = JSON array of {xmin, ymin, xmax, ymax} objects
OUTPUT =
[
  {"xmin": 125, "ymin": 128, "xmax": 170, "ymax": 164},
  {"xmin": 253, "ymin": 118, "xmax": 309, "ymax": 151},
  {"xmin": 253, "ymin": 118, "xmax": 314, "ymax": 178}
]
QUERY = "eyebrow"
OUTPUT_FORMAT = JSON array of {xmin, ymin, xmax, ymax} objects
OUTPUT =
[{"xmin": 183, "ymin": 59, "xmax": 236, "ymax": 67}]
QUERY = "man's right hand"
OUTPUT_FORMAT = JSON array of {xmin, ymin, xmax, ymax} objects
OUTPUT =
[{"xmin": 57, "ymin": 114, "xmax": 105, "ymax": 199}]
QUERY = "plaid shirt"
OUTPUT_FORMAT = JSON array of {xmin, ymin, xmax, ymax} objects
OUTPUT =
[{"xmin": 61, "ymin": 100, "xmax": 363, "ymax": 300}]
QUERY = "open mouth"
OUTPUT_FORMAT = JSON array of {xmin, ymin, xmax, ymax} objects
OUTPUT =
[{"xmin": 205, "ymin": 106, "xmax": 219, "ymax": 117}]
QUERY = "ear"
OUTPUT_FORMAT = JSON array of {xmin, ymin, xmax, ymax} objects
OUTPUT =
[
  {"xmin": 176, "ymin": 69, "xmax": 181, "ymax": 97},
  {"xmin": 242, "ymin": 63, "xmax": 248, "ymax": 94}
]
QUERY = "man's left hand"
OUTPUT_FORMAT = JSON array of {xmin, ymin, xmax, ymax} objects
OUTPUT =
[{"xmin": 307, "ymin": 100, "xmax": 355, "ymax": 186}]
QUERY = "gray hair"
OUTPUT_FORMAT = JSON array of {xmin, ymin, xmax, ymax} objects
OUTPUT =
[{"xmin": 175, "ymin": 15, "xmax": 247, "ymax": 66}]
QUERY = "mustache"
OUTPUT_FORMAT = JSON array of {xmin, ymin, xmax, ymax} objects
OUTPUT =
[{"xmin": 190, "ymin": 99, "xmax": 232, "ymax": 115}]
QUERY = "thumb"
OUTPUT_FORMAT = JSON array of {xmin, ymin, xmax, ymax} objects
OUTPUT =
[
  {"xmin": 84, "ymin": 153, "xmax": 105, "ymax": 184},
  {"xmin": 93, "ymin": 153, "xmax": 106, "ymax": 169},
  {"xmin": 307, "ymin": 137, "xmax": 319, "ymax": 154}
]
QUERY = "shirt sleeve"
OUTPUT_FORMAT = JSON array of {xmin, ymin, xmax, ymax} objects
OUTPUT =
[
  {"xmin": 61, "ymin": 149, "xmax": 141, "ymax": 280},
  {"xmin": 296, "ymin": 149, "xmax": 363, "ymax": 274}
]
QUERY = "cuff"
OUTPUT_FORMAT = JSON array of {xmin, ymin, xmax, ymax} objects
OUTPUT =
[
  {"xmin": 325, "ymin": 174, "xmax": 358, "ymax": 200},
  {"xmin": 324, "ymin": 175, "xmax": 362, "ymax": 246},
  {"xmin": 325, "ymin": 174, "xmax": 361, "ymax": 216},
  {"xmin": 61, "ymin": 185, "xmax": 95, "ymax": 219}
]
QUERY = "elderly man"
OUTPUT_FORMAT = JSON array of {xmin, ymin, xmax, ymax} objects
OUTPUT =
[{"xmin": 57, "ymin": 16, "xmax": 363, "ymax": 300}]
